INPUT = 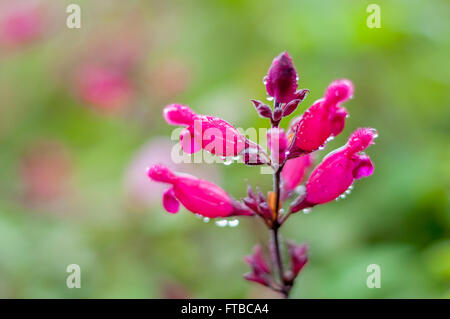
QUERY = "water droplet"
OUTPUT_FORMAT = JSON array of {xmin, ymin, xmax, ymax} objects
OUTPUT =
[
  {"xmin": 232, "ymin": 155, "xmax": 240, "ymax": 161},
  {"xmin": 303, "ymin": 208, "xmax": 312, "ymax": 214},
  {"xmin": 349, "ymin": 185, "xmax": 354, "ymax": 190},
  {"xmin": 262, "ymin": 75, "xmax": 268, "ymax": 85},
  {"xmin": 195, "ymin": 214, "xmax": 203, "ymax": 219},
  {"xmin": 203, "ymin": 217, "xmax": 210, "ymax": 223},
  {"xmin": 223, "ymin": 158, "xmax": 233, "ymax": 166},
  {"xmin": 326, "ymin": 135, "xmax": 334, "ymax": 142},
  {"xmin": 345, "ymin": 189, "xmax": 352, "ymax": 195},
  {"xmin": 340, "ymin": 194, "xmax": 346, "ymax": 199},
  {"xmin": 228, "ymin": 219, "xmax": 239, "ymax": 227},
  {"xmin": 266, "ymin": 94, "xmax": 274, "ymax": 102},
  {"xmin": 370, "ymin": 128, "xmax": 379, "ymax": 138},
  {"xmin": 215, "ymin": 219, "xmax": 228, "ymax": 227}
]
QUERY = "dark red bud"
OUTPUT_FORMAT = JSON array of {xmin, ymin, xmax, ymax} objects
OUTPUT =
[
  {"xmin": 251, "ymin": 100, "xmax": 272, "ymax": 119},
  {"xmin": 287, "ymin": 241, "xmax": 308, "ymax": 278},
  {"xmin": 282, "ymin": 99, "xmax": 300, "ymax": 117},
  {"xmin": 294, "ymin": 89, "xmax": 309, "ymax": 101}
]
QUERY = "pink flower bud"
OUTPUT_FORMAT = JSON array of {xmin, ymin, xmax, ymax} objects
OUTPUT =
[
  {"xmin": 292, "ymin": 128, "xmax": 377, "ymax": 210},
  {"xmin": 267, "ymin": 128, "xmax": 288, "ymax": 164},
  {"xmin": 265, "ymin": 52, "xmax": 298, "ymax": 103},
  {"xmin": 290, "ymin": 79, "xmax": 353, "ymax": 153},
  {"xmin": 148, "ymin": 164, "xmax": 252, "ymax": 218},
  {"xmin": 287, "ymin": 242, "xmax": 308, "ymax": 278},
  {"xmin": 281, "ymin": 154, "xmax": 313, "ymax": 195},
  {"xmin": 162, "ymin": 104, "xmax": 245, "ymax": 157}
]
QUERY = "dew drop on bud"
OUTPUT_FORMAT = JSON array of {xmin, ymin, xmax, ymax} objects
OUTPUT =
[
  {"xmin": 215, "ymin": 219, "xmax": 228, "ymax": 227},
  {"xmin": 228, "ymin": 219, "xmax": 239, "ymax": 227},
  {"xmin": 223, "ymin": 158, "xmax": 233, "ymax": 166},
  {"xmin": 262, "ymin": 75, "xmax": 268, "ymax": 85},
  {"xmin": 203, "ymin": 217, "xmax": 210, "ymax": 223},
  {"xmin": 303, "ymin": 208, "xmax": 312, "ymax": 214},
  {"xmin": 266, "ymin": 94, "xmax": 274, "ymax": 102},
  {"xmin": 370, "ymin": 128, "xmax": 379, "ymax": 139}
]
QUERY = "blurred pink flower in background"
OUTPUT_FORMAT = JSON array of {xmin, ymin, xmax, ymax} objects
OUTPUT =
[
  {"xmin": 0, "ymin": 0, "xmax": 45, "ymax": 49},
  {"xmin": 19, "ymin": 140, "xmax": 73, "ymax": 205},
  {"xmin": 124, "ymin": 137, "xmax": 219, "ymax": 210},
  {"xmin": 146, "ymin": 58, "xmax": 191, "ymax": 101},
  {"xmin": 73, "ymin": 64, "xmax": 134, "ymax": 112},
  {"xmin": 69, "ymin": 26, "xmax": 148, "ymax": 113}
]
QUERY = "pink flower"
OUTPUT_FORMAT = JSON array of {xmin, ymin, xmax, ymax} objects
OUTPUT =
[
  {"xmin": 265, "ymin": 52, "xmax": 298, "ymax": 103},
  {"xmin": 74, "ymin": 65, "xmax": 133, "ymax": 111},
  {"xmin": 148, "ymin": 164, "xmax": 252, "ymax": 218},
  {"xmin": 0, "ymin": 1, "xmax": 44, "ymax": 48},
  {"xmin": 290, "ymin": 79, "xmax": 353, "ymax": 153},
  {"xmin": 281, "ymin": 154, "xmax": 313, "ymax": 196},
  {"xmin": 163, "ymin": 104, "xmax": 245, "ymax": 157},
  {"xmin": 291, "ymin": 128, "xmax": 376, "ymax": 211}
]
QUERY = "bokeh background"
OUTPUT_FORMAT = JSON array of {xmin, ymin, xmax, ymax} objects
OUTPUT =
[{"xmin": 0, "ymin": 0, "xmax": 449, "ymax": 298}]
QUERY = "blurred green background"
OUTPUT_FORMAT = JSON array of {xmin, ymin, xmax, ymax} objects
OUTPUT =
[{"xmin": 0, "ymin": 0, "xmax": 449, "ymax": 298}]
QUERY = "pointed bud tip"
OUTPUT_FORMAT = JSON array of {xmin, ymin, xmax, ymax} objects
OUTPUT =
[{"xmin": 266, "ymin": 52, "xmax": 299, "ymax": 103}]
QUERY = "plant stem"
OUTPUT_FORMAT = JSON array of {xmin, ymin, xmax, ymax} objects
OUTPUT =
[
  {"xmin": 271, "ymin": 166, "xmax": 291, "ymax": 298},
  {"xmin": 271, "ymin": 226, "xmax": 288, "ymax": 298},
  {"xmin": 268, "ymin": 98, "xmax": 291, "ymax": 298}
]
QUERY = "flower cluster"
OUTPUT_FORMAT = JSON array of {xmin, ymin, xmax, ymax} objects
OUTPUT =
[{"xmin": 147, "ymin": 52, "xmax": 377, "ymax": 297}]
